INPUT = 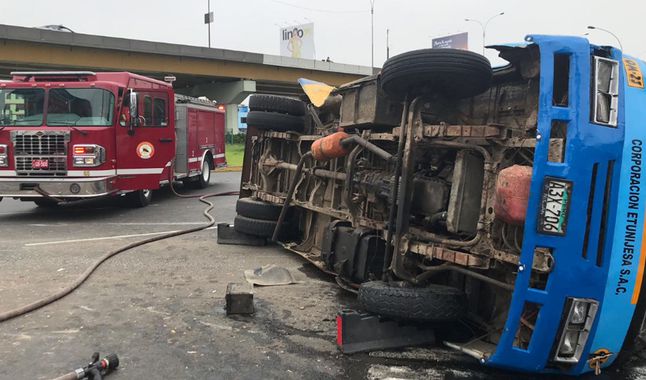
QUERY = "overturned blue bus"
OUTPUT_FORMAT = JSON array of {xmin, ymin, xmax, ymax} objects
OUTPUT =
[{"xmin": 234, "ymin": 35, "xmax": 646, "ymax": 375}]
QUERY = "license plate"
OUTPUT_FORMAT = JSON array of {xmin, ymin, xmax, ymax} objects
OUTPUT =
[
  {"xmin": 31, "ymin": 159, "xmax": 49, "ymax": 169},
  {"xmin": 538, "ymin": 178, "xmax": 572, "ymax": 235}
]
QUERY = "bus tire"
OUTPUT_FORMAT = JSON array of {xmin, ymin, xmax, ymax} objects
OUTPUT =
[
  {"xmin": 236, "ymin": 198, "xmax": 283, "ymax": 220},
  {"xmin": 249, "ymin": 94, "xmax": 306, "ymax": 116},
  {"xmin": 246, "ymin": 111, "xmax": 304, "ymax": 132},
  {"xmin": 126, "ymin": 189, "xmax": 152, "ymax": 208},
  {"xmin": 358, "ymin": 281, "xmax": 467, "ymax": 322},
  {"xmin": 380, "ymin": 49, "xmax": 492, "ymax": 100},
  {"xmin": 233, "ymin": 215, "xmax": 278, "ymax": 238}
]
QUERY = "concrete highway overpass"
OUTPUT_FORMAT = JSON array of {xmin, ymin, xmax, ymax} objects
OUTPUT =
[{"xmin": 0, "ymin": 24, "xmax": 374, "ymax": 131}]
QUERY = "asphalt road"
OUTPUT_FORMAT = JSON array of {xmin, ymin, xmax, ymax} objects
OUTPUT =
[{"xmin": 0, "ymin": 172, "xmax": 644, "ymax": 379}]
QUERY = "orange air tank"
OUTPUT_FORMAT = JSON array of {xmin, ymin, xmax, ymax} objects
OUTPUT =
[{"xmin": 311, "ymin": 131, "xmax": 350, "ymax": 161}]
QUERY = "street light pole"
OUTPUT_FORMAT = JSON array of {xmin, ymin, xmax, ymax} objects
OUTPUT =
[
  {"xmin": 465, "ymin": 11, "xmax": 504, "ymax": 55},
  {"xmin": 204, "ymin": 0, "xmax": 214, "ymax": 48},
  {"xmin": 369, "ymin": 0, "xmax": 375, "ymax": 68},
  {"xmin": 587, "ymin": 25, "xmax": 623, "ymax": 51}
]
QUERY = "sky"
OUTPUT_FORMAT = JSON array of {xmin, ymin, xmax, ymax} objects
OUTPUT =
[{"xmin": 1, "ymin": 0, "xmax": 645, "ymax": 68}]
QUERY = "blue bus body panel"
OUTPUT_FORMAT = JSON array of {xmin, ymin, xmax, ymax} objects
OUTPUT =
[
  {"xmin": 587, "ymin": 53, "xmax": 646, "ymax": 367},
  {"xmin": 484, "ymin": 35, "xmax": 646, "ymax": 375}
]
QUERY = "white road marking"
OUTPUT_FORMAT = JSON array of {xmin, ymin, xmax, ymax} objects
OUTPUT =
[
  {"xmin": 107, "ymin": 222, "xmax": 206, "ymax": 226},
  {"xmin": 49, "ymin": 329, "xmax": 80, "ymax": 334},
  {"xmin": 24, "ymin": 226, "xmax": 218, "ymax": 247},
  {"xmin": 0, "ymin": 211, "xmax": 33, "ymax": 216},
  {"xmin": 1, "ymin": 222, "xmax": 209, "ymax": 227}
]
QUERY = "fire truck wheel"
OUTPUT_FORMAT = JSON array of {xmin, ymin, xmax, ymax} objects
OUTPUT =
[
  {"xmin": 236, "ymin": 197, "xmax": 284, "ymax": 220},
  {"xmin": 33, "ymin": 198, "xmax": 59, "ymax": 208},
  {"xmin": 380, "ymin": 49, "xmax": 492, "ymax": 100},
  {"xmin": 358, "ymin": 281, "xmax": 467, "ymax": 322},
  {"xmin": 196, "ymin": 159, "xmax": 212, "ymax": 188},
  {"xmin": 246, "ymin": 111, "xmax": 304, "ymax": 132},
  {"xmin": 249, "ymin": 94, "xmax": 306, "ymax": 116},
  {"xmin": 125, "ymin": 189, "xmax": 152, "ymax": 208},
  {"xmin": 233, "ymin": 215, "xmax": 282, "ymax": 238}
]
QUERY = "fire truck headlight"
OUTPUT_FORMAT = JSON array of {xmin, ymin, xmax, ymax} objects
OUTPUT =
[
  {"xmin": 72, "ymin": 144, "xmax": 105, "ymax": 167},
  {"xmin": 0, "ymin": 144, "xmax": 7, "ymax": 167},
  {"xmin": 74, "ymin": 157, "xmax": 96, "ymax": 166}
]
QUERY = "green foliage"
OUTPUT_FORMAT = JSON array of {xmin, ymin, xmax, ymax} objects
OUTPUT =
[
  {"xmin": 225, "ymin": 143, "xmax": 245, "ymax": 167},
  {"xmin": 225, "ymin": 133, "xmax": 246, "ymax": 145}
]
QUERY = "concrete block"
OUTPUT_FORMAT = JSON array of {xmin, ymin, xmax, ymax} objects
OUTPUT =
[{"xmin": 225, "ymin": 283, "xmax": 254, "ymax": 315}]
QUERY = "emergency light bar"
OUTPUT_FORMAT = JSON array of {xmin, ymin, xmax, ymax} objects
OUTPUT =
[
  {"xmin": 10, "ymin": 71, "xmax": 97, "ymax": 77},
  {"xmin": 11, "ymin": 71, "xmax": 98, "ymax": 82}
]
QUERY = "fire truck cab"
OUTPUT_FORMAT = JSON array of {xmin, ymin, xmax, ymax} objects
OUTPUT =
[{"xmin": 0, "ymin": 71, "xmax": 225, "ymax": 207}]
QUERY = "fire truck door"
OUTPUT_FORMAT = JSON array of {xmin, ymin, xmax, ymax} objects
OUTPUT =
[{"xmin": 116, "ymin": 91, "xmax": 175, "ymax": 190}]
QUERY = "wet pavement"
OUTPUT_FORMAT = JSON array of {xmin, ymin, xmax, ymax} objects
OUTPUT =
[{"xmin": 0, "ymin": 172, "xmax": 644, "ymax": 379}]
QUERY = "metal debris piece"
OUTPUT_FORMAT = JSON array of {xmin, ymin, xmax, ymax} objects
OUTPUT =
[{"xmin": 243, "ymin": 264, "xmax": 299, "ymax": 286}]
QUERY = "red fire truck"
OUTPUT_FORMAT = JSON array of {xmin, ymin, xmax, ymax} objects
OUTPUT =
[{"xmin": 0, "ymin": 71, "xmax": 226, "ymax": 207}]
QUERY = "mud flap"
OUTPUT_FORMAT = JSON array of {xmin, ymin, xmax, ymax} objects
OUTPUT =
[{"xmin": 337, "ymin": 310, "xmax": 436, "ymax": 354}]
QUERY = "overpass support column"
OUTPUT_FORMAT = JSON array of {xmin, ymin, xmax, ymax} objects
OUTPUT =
[
  {"xmin": 177, "ymin": 80, "xmax": 256, "ymax": 133},
  {"xmin": 225, "ymin": 104, "xmax": 240, "ymax": 134}
]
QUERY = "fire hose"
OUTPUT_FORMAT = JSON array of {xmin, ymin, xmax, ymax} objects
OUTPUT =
[{"xmin": 0, "ymin": 176, "xmax": 238, "ymax": 323}]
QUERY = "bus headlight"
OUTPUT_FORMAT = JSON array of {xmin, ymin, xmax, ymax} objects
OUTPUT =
[
  {"xmin": 0, "ymin": 144, "xmax": 7, "ymax": 167},
  {"xmin": 559, "ymin": 330, "xmax": 579, "ymax": 357},
  {"xmin": 592, "ymin": 56, "xmax": 619, "ymax": 127},
  {"xmin": 553, "ymin": 298, "xmax": 599, "ymax": 364},
  {"xmin": 570, "ymin": 300, "xmax": 589, "ymax": 324},
  {"xmin": 73, "ymin": 144, "xmax": 105, "ymax": 167}
]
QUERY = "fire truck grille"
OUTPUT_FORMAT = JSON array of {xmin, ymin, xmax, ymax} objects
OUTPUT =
[
  {"xmin": 15, "ymin": 156, "xmax": 67, "ymax": 173},
  {"xmin": 11, "ymin": 132, "xmax": 70, "ymax": 176}
]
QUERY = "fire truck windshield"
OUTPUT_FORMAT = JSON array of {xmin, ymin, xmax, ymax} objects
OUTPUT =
[
  {"xmin": 0, "ymin": 87, "xmax": 115, "ymax": 127},
  {"xmin": 0, "ymin": 88, "xmax": 45, "ymax": 126},
  {"xmin": 47, "ymin": 88, "xmax": 114, "ymax": 126}
]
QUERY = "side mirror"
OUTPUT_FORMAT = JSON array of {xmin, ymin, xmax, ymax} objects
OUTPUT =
[{"xmin": 128, "ymin": 91, "xmax": 139, "ymax": 134}]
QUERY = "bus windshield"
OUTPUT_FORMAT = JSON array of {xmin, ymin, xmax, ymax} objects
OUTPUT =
[{"xmin": 0, "ymin": 88, "xmax": 45, "ymax": 126}]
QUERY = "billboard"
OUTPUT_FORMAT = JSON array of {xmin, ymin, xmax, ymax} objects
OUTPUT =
[
  {"xmin": 432, "ymin": 32, "xmax": 468, "ymax": 50},
  {"xmin": 280, "ymin": 23, "xmax": 315, "ymax": 59}
]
